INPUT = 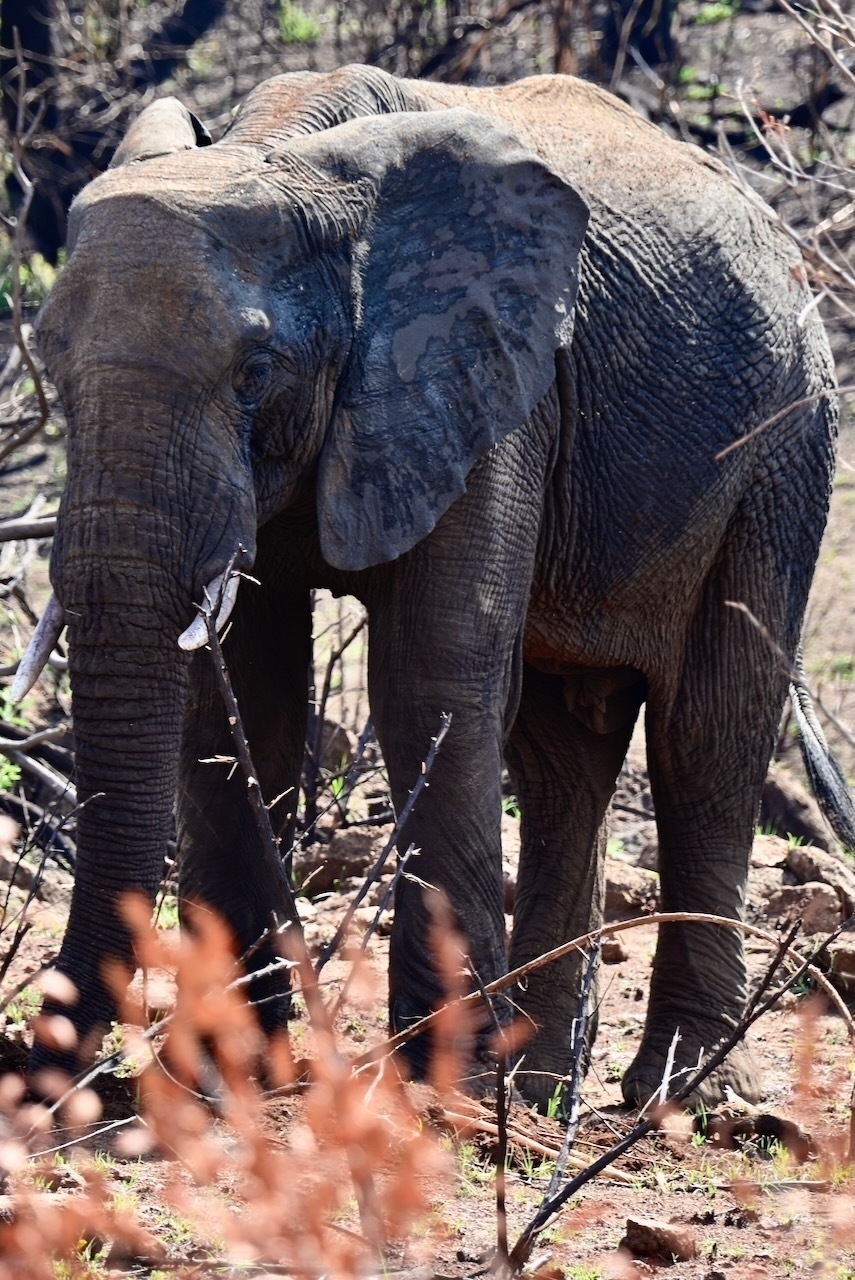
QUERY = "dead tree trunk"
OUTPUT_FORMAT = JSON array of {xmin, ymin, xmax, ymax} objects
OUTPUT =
[{"xmin": 554, "ymin": 0, "xmax": 577, "ymax": 74}]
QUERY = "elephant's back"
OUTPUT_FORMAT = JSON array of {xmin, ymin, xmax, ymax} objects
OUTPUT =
[
  {"xmin": 417, "ymin": 76, "xmax": 742, "ymax": 227},
  {"xmin": 417, "ymin": 75, "xmax": 719, "ymax": 212},
  {"xmin": 417, "ymin": 74, "xmax": 827, "ymax": 420}
]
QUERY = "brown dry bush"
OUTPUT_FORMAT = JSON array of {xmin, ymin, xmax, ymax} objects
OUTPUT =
[{"xmin": 0, "ymin": 895, "xmax": 461, "ymax": 1279}]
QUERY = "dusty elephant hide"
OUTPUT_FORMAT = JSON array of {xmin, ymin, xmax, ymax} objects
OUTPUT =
[{"xmin": 18, "ymin": 63, "xmax": 844, "ymax": 1112}]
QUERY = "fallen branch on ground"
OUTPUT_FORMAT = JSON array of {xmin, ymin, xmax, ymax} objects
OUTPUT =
[{"xmin": 438, "ymin": 1109, "xmax": 635, "ymax": 1184}]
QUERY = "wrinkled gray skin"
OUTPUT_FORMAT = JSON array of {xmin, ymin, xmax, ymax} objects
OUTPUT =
[{"xmin": 32, "ymin": 64, "xmax": 837, "ymax": 1109}]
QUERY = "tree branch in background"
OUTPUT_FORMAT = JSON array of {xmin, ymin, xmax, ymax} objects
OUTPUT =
[
  {"xmin": 2, "ymin": 35, "xmax": 51, "ymax": 459},
  {"xmin": 553, "ymin": 0, "xmax": 576, "ymax": 74},
  {"xmin": 0, "ymin": 516, "xmax": 56, "ymax": 542}
]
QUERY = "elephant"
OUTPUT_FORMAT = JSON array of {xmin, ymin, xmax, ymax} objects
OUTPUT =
[{"xmin": 17, "ymin": 62, "xmax": 841, "ymax": 1110}]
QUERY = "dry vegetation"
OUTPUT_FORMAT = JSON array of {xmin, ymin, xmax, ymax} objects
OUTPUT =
[{"xmin": 4, "ymin": 1, "xmax": 855, "ymax": 1277}]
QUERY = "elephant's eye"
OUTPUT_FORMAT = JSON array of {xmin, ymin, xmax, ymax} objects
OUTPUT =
[{"xmin": 232, "ymin": 350, "xmax": 275, "ymax": 407}]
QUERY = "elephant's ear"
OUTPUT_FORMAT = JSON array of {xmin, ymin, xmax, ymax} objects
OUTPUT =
[
  {"xmin": 294, "ymin": 109, "xmax": 589, "ymax": 571},
  {"xmin": 110, "ymin": 97, "xmax": 213, "ymax": 168}
]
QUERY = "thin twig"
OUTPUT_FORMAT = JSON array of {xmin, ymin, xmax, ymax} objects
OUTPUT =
[
  {"xmin": 302, "ymin": 599, "xmax": 367, "ymax": 831},
  {"xmin": 329, "ymin": 843, "xmax": 419, "ymax": 1021},
  {"xmin": 715, "ymin": 387, "xmax": 848, "ymax": 461},
  {"xmin": 543, "ymin": 944, "xmax": 599, "ymax": 1201},
  {"xmin": 311, "ymin": 612, "xmax": 367, "ymax": 791},
  {"xmin": 744, "ymin": 918, "xmax": 803, "ymax": 1019},
  {"xmin": 200, "ymin": 552, "xmax": 302, "ymax": 935},
  {"xmin": 314, "ymin": 713, "xmax": 452, "ymax": 974},
  {"xmin": 358, "ymin": 842, "xmax": 416, "ymax": 955},
  {"xmin": 0, "ymin": 788, "xmax": 77, "ymax": 870},
  {"xmin": 467, "ymin": 961, "xmax": 510, "ymax": 1273},
  {"xmin": 610, "ymin": 0, "xmax": 646, "ymax": 88},
  {"xmin": 295, "ymin": 716, "xmax": 378, "ymax": 855},
  {"xmin": 0, "ymin": 805, "xmax": 72, "ymax": 965},
  {"xmin": 728, "ymin": 599, "xmax": 855, "ymax": 753}
]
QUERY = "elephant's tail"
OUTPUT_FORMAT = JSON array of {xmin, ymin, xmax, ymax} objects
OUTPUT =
[{"xmin": 790, "ymin": 672, "xmax": 855, "ymax": 854}]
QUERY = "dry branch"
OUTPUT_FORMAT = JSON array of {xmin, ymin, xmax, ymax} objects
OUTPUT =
[
  {"xmin": 714, "ymin": 387, "xmax": 849, "ymax": 462},
  {"xmin": 3, "ymin": 45, "xmax": 51, "ymax": 446},
  {"xmin": 466, "ymin": 960, "xmax": 511, "ymax": 1268},
  {"xmin": 0, "ymin": 724, "xmax": 69, "ymax": 754},
  {"xmin": 545, "ymin": 943, "xmax": 599, "ymax": 1194},
  {"xmin": 297, "ymin": 713, "xmax": 379, "ymax": 849},
  {"xmin": 303, "ymin": 601, "xmax": 368, "ymax": 830},
  {"xmin": 315, "ymin": 712, "xmax": 452, "ymax": 974},
  {"xmin": 5, "ymin": 749, "xmax": 77, "ymax": 805},
  {"xmin": 0, "ymin": 516, "xmax": 57, "ymax": 542},
  {"xmin": 356, "ymin": 910, "xmax": 855, "ymax": 1069},
  {"xmin": 199, "ymin": 555, "xmax": 302, "ymax": 936},
  {"xmin": 439, "ymin": 1109, "xmax": 635, "ymax": 1183}
]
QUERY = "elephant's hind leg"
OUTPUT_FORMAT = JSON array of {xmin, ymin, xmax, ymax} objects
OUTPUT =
[
  {"xmin": 506, "ymin": 662, "xmax": 644, "ymax": 1112},
  {"xmin": 625, "ymin": 490, "xmax": 819, "ymax": 1109}
]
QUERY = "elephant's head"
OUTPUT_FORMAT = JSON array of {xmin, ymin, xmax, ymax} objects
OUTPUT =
[{"xmin": 24, "ymin": 86, "xmax": 588, "ymax": 1072}]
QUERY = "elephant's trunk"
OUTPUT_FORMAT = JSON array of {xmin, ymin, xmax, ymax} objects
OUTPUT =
[
  {"xmin": 31, "ymin": 395, "xmax": 256, "ymax": 1083},
  {"xmin": 56, "ymin": 637, "xmax": 187, "ymax": 1067},
  {"xmin": 32, "ymin": 517, "xmax": 192, "ymax": 1077}
]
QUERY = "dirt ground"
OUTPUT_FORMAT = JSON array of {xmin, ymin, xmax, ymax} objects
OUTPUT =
[
  {"xmin": 4, "ymin": 1, "xmax": 855, "ymax": 1276},
  {"xmin": 2, "ymin": 804, "xmax": 855, "ymax": 1278}
]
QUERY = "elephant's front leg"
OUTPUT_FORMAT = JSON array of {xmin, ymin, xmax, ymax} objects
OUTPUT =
[
  {"xmin": 366, "ymin": 429, "xmax": 549, "ymax": 1082},
  {"xmin": 382, "ymin": 702, "xmax": 509, "ymax": 1083},
  {"xmin": 177, "ymin": 574, "xmax": 311, "ymax": 1033}
]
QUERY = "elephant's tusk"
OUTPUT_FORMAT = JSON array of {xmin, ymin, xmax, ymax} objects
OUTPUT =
[
  {"xmin": 178, "ymin": 570, "xmax": 240, "ymax": 651},
  {"xmin": 11, "ymin": 594, "xmax": 66, "ymax": 703}
]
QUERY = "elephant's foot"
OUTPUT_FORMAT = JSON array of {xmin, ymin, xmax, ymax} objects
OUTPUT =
[
  {"xmin": 27, "ymin": 972, "xmax": 116, "ymax": 1100},
  {"xmin": 622, "ymin": 1020, "xmax": 762, "ymax": 1111},
  {"xmin": 513, "ymin": 1061, "xmax": 567, "ymax": 1115},
  {"xmin": 510, "ymin": 1012, "xmax": 599, "ymax": 1116}
]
